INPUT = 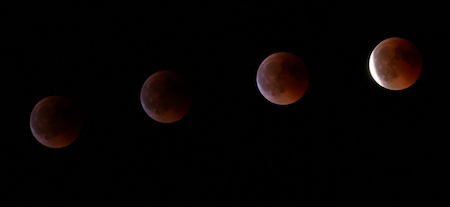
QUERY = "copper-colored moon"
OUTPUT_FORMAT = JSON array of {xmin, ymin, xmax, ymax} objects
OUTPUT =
[
  {"xmin": 140, "ymin": 70, "xmax": 193, "ymax": 123},
  {"xmin": 369, "ymin": 37, "xmax": 422, "ymax": 90},
  {"xmin": 256, "ymin": 52, "xmax": 309, "ymax": 105},
  {"xmin": 30, "ymin": 96, "xmax": 82, "ymax": 148}
]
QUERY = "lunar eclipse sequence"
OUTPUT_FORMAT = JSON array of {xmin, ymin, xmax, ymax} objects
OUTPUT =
[{"xmin": 30, "ymin": 37, "xmax": 422, "ymax": 148}]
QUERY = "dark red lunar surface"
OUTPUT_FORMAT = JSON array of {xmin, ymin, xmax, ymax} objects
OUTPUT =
[
  {"xmin": 256, "ymin": 52, "xmax": 309, "ymax": 105},
  {"xmin": 30, "ymin": 96, "xmax": 82, "ymax": 148},
  {"xmin": 369, "ymin": 37, "xmax": 422, "ymax": 90},
  {"xmin": 140, "ymin": 70, "xmax": 193, "ymax": 123}
]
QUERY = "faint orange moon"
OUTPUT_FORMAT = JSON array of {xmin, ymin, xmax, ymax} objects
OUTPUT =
[
  {"xmin": 256, "ymin": 52, "xmax": 309, "ymax": 105},
  {"xmin": 140, "ymin": 70, "xmax": 193, "ymax": 123},
  {"xmin": 30, "ymin": 96, "xmax": 82, "ymax": 148},
  {"xmin": 369, "ymin": 37, "xmax": 422, "ymax": 90}
]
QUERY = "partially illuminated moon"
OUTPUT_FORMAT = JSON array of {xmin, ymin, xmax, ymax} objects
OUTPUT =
[
  {"xmin": 30, "ymin": 96, "xmax": 82, "ymax": 148},
  {"xmin": 256, "ymin": 52, "xmax": 309, "ymax": 105},
  {"xmin": 140, "ymin": 70, "xmax": 193, "ymax": 123},
  {"xmin": 369, "ymin": 37, "xmax": 422, "ymax": 90}
]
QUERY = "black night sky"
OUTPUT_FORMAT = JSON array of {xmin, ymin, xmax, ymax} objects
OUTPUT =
[{"xmin": 3, "ymin": 2, "xmax": 448, "ymax": 205}]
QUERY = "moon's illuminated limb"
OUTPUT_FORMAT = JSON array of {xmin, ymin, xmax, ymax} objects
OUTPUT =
[{"xmin": 369, "ymin": 50, "xmax": 382, "ymax": 87}]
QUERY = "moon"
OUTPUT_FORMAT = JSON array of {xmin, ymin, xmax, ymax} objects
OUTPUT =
[
  {"xmin": 140, "ymin": 70, "xmax": 193, "ymax": 123},
  {"xmin": 256, "ymin": 52, "xmax": 309, "ymax": 105},
  {"xmin": 30, "ymin": 96, "xmax": 82, "ymax": 148},
  {"xmin": 369, "ymin": 37, "xmax": 422, "ymax": 90}
]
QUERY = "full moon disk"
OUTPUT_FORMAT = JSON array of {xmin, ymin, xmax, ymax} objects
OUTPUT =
[
  {"xmin": 30, "ymin": 96, "xmax": 82, "ymax": 148},
  {"xmin": 140, "ymin": 70, "xmax": 193, "ymax": 123},
  {"xmin": 256, "ymin": 52, "xmax": 309, "ymax": 105},
  {"xmin": 369, "ymin": 37, "xmax": 422, "ymax": 90}
]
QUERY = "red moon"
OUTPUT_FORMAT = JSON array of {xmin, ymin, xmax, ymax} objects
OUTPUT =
[
  {"xmin": 256, "ymin": 52, "xmax": 309, "ymax": 105},
  {"xmin": 369, "ymin": 37, "xmax": 422, "ymax": 90},
  {"xmin": 30, "ymin": 96, "xmax": 82, "ymax": 148},
  {"xmin": 140, "ymin": 70, "xmax": 193, "ymax": 123}
]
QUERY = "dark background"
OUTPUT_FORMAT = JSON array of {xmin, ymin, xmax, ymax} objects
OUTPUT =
[{"xmin": 3, "ymin": 2, "xmax": 448, "ymax": 205}]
